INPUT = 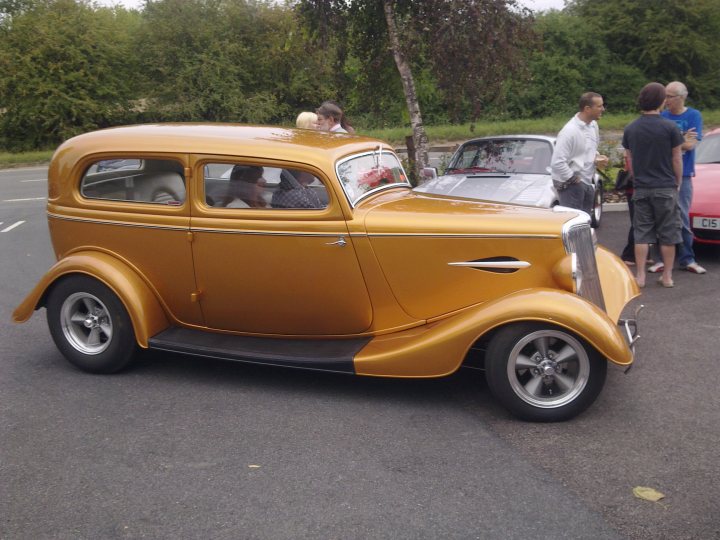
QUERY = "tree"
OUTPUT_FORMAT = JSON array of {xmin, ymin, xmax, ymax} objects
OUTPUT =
[
  {"xmin": 135, "ymin": 0, "xmax": 333, "ymax": 124},
  {"xmin": 501, "ymin": 11, "xmax": 646, "ymax": 118},
  {"xmin": 382, "ymin": 0, "xmax": 428, "ymax": 174},
  {"xmin": 297, "ymin": 0, "xmax": 532, "ymax": 177},
  {"xmin": 417, "ymin": 0, "xmax": 533, "ymax": 122},
  {"xmin": 569, "ymin": 0, "xmax": 720, "ymax": 108},
  {"xmin": 0, "ymin": 0, "xmax": 141, "ymax": 150},
  {"xmin": 136, "ymin": 0, "xmax": 274, "ymax": 122},
  {"xmin": 297, "ymin": 0, "xmax": 430, "ymax": 175}
]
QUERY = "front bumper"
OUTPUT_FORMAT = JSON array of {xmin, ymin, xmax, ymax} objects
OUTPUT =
[{"xmin": 618, "ymin": 303, "xmax": 644, "ymax": 372}]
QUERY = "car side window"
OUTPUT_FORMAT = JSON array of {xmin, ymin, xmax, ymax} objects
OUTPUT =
[
  {"xmin": 81, "ymin": 158, "xmax": 186, "ymax": 205},
  {"xmin": 204, "ymin": 163, "xmax": 328, "ymax": 210}
]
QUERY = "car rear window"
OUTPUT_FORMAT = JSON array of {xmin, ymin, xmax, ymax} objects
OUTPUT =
[{"xmin": 81, "ymin": 158, "xmax": 186, "ymax": 205}]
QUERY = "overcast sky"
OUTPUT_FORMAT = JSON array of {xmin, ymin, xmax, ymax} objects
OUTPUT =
[
  {"xmin": 97, "ymin": 0, "xmax": 568, "ymax": 14},
  {"xmin": 519, "ymin": 0, "xmax": 567, "ymax": 11}
]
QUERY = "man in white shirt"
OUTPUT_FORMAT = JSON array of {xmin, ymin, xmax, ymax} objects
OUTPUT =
[{"xmin": 551, "ymin": 92, "xmax": 609, "ymax": 218}]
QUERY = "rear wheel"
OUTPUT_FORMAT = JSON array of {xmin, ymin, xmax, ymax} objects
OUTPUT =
[
  {"xmin": 47, "ymin": 275, "xmax": 137, "ymax": 374},
  {"xmin": 485, "ymin": 323, "xmax": 607, "ymax": 421},
  {"xmin": 591, "ymin": 181, "xmax": 603, "ymax": 228}
]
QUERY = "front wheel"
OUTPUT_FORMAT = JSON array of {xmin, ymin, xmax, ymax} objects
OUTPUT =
[
  {"xmin": 46, "ymin": 275, "xmax": 137, "ymax": 374},
  {"xmin": 485, "ymin": 323, "xmax": 607, "ymax": 421}
]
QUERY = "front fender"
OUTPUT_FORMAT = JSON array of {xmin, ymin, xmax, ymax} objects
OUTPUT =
[
  {"xmin": 354, "ymin": 288, "xmax": 633, "ymax": 378},
  {"xmin": 12, "ymin": 251, "xmax": 169, "ymax": 348},
  {"xmin": 596, "ymin": 245, "xmax": 640, "ymax": 322}
]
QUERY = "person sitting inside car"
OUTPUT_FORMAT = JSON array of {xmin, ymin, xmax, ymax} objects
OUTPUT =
[
  {"xmin": 271, "ymin": 170, "xmax": 324, "ymax": 209},
  {"xmin": 210, "ymin": 165, "xmax": 267, "ymax": 208}
]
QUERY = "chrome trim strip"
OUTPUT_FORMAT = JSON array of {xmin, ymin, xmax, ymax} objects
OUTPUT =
[
  {"xmin": 48, "ymin": 213, "xmax": 188, "ymax": 231},
  {"xmin": 362, "ymin": 233, "xmax": 558, "ymax": 239},
  {"xmin": 190, "ymin": 228, "xmax": 344, "ymax": 237},
  {"xmin": 48, "ymin": 213, "xmax": 345, "ymax": 237},
  {"xmin": 48, "ymin": 214, "xmax": 558, "ymax": 240},
  {"xmin": 448, "ymin": 261, "xmax": 531, "ymax": 269}
]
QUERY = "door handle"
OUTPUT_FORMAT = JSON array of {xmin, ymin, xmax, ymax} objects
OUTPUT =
[{"xmin": 325, "ymin": 236, "xmax": 347, "ymax": 247}]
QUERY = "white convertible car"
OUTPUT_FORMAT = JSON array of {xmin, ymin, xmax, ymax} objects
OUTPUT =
[{"xmin": 417, "ymin": 135, "xmax": 604, "ymax": 227}]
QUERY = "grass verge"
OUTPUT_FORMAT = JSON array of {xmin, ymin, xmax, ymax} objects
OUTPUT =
[{"xmin": 0, "ymin": 150, "xmax": 54, "ymax": 169}]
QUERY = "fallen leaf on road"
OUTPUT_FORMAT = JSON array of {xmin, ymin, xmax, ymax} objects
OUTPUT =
[{"xmin": 633, "ymin": 486, "xmax": 665, "ymax": 502}]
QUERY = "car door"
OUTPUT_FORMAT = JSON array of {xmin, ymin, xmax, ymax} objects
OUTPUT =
[
  {"xmin": 189, "ymin": 157, "xmax": 373, "ymax": 335},
  {"xmin": 67, "ymin": 155, "xmax": 203, "ymax": 327}
]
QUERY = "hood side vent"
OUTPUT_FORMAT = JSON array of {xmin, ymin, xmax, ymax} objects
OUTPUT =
[{"xmin": 448, "ymin": 256, "xmax": 530, "ymax": 274}]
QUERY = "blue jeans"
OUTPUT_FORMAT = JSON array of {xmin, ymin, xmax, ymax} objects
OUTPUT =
[
  {"xmin": 677, "ymin": 176, "xmax": 695, "ymax": 267},
  {"xmin": 558, "ymin": 181, "xmax": 594, "ymax": 217}
]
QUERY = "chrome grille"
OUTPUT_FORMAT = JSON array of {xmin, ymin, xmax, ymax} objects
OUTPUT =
[{"xmin": 564, "ymin": 220, "xmax": 606, "ymax": 311}]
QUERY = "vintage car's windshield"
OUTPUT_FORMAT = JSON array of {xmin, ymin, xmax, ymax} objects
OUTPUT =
[
  {"xmin": 696, "ymin": 134, "xmax": 720, "ymax": 164},
  {"xmin": 445, "ymin": 139, "xmax": 553, "ymax": 175},
  {"xmin": 336, "ymin": 149, "xmax": 410, "ymax": 206}
]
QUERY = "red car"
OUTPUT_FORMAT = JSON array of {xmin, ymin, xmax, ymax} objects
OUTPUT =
[{"xmin": 691, "ymin": 128, "xmax": 720, "ymax": 244}]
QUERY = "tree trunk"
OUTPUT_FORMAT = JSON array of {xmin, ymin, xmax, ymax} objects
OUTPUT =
[{"xmin": 382, "ymin": 0, "xmax": 429, "ymax": 178}]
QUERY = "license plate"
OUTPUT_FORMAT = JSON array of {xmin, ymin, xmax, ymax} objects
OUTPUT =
[{"xmin": 693, "ymin": 216, "xmax": 720, "ymax": 230}]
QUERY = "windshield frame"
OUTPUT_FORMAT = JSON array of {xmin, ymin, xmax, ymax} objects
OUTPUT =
[{"xmin": 335, "ymin": 149, "xmax": 411, "ymax": 208}]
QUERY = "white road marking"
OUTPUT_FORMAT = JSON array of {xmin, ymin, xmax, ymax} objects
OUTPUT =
[
  {"xmin": 0, "ymin": 166, "xmax": 48, "ymax": 172},
  {"xmin": 1, "ymin": 220, "xmax": 25, "ymax": 232},
  {"xmin": 2, "ymin": 197, "xmax": 46, "ymax": 202},
  {"xmin": 20, "ymin": 178, "xmax": 46, "ymax": 182}
]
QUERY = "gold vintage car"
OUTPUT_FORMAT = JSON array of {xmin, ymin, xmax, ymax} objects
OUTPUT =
[{"xmin": 13, "ymin": 124, "xmax": 641, "ymax": 421}]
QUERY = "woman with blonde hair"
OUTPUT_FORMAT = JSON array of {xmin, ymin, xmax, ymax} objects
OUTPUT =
[{"xmin": 295, "ymin": 112, "xmax": 318, "ymax": 129}]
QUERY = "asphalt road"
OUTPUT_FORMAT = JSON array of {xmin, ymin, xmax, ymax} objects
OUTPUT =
[{"xmin": 1, "ymin": 167, "xmax": 718, "ymax": 540}]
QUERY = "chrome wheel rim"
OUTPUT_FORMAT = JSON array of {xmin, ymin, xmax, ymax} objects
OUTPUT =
[
  {"xmin": 60, "ymin": 292, "xmax": 113, "ymax": 355},
  {"xmin": 506, "ymin": 330, "xmax": 590, "ymax": 408},
  {"xmin": 594, "ymin": 187, "xmax": 603, "ymax": 222}
]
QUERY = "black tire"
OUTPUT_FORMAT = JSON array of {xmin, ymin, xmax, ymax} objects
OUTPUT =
[
  {"xmin": 46, "ymin": 275, "xmax": 137, "ymax": 374},
  {"xmin": 485, "ymin": 323, "xmax": 607, "ymax": 422},
  {"xmin": 591, "ymin": 181, "xmax": 603, "ymax": 228}
]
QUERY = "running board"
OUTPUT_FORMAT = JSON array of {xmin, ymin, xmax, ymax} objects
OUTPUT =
[{"xmin": 148, "ymin": 327, "xmax": 371, "ymax": 374}]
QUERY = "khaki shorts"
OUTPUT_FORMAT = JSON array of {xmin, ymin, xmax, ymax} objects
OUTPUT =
[{"xmin": 632, "ymin": 187, "xmax": 682, "ymax": 245}]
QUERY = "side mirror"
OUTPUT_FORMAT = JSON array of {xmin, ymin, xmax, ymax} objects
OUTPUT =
[{"xmin": 421, "ymin": 167, "xmax": 438, "ymax": 181}]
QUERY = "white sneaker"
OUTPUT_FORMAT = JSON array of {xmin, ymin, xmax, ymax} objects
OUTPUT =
[
  {"xmin": 682, "ymin": 262, "xmax": 707, "ymax": 274},
  {"xmin": 647, "ymin": 262, "xmax": 664, "ymax": 273}
]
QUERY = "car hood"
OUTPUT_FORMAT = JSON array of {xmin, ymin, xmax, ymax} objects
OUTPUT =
[
  {"xmin": 691, "ymin": 163, "xmax": 720, "ymax": 214},
  {"xmin": 359, "ymin": 190, "xmax": 577, "ymax": 320},
  {"xmin": 415, "ymin": 173, "xmax": 556, "ymax": 208},
  {"xmin": 363, "ymin": 189, "xmax": 570, "ymax": 235}
]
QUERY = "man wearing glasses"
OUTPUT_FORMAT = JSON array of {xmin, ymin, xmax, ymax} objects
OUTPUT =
[
  {"xmin": 650, "ymin": 81, "xmax": 706, "ymax": 275},
  {"xmin": 551, "ymin": 92, "xmax": 609, "ymax": 219}
]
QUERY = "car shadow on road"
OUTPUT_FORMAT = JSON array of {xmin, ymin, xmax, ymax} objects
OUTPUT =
[{"xmin": 133, "ymin": 348, "xmax": 502, "ymax": 417}]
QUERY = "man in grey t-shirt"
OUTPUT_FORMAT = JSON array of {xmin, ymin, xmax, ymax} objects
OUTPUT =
[{"xmin": 622, "ymin": 82, "xmax": 684, "ymax": 288}]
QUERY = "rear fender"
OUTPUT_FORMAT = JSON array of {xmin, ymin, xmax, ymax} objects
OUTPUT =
[
  {"xmin": 12, "ymin": 251, "xmax": 169, "ymax": 348},
  {"xmin": 355, "ymin": 288, "xmax": 632, "ymax": 378}
]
